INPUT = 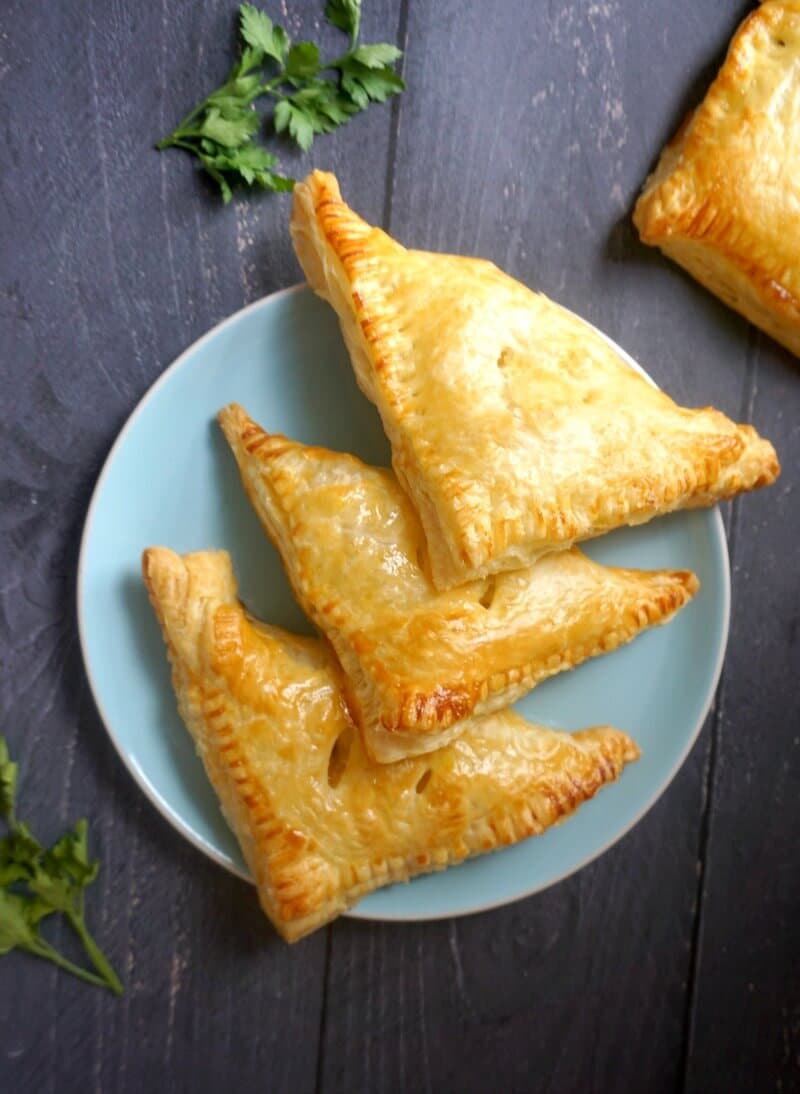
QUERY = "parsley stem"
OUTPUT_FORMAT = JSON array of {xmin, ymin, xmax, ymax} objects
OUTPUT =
[
  {"xmin": 27, "ymin": 937, "xmax": 110, "ymax": 990},
  {"xmin": 67, "ymin": 911, "xmax": 123, "ymax": 995},
  {"xmin": 157, "ymin": 136, "xmax": 203, "ymax": 153},
  {"xmin": 158, "ymin": 98, "xmax": 216, "ymax": 146}
]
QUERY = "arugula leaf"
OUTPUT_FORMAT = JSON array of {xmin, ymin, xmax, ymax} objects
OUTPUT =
[
  {"xmin": 157, "ymin": 1, "xmax": 403, "ymax": 202},
  {"xmin": 0, "ymin": 739, "xmax": 122, "ymax": 994},
  {"xmin": 325, "ymin": 0, "xmax": 361, "ymax": 44}
]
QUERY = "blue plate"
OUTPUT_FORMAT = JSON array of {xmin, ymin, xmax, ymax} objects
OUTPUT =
[{"xmin": 78, "ymin": 285, "xmax": 730, "ymax": 921}]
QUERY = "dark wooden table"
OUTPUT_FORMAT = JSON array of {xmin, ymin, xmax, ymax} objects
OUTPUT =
[{"xmin": 1, "ymin": 1, "xmax": 798, "ymax": 1091}]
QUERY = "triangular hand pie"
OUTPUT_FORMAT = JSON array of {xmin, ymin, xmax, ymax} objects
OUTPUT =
[
  {"xmin": 291, "ymin": 170, "xmax": 779, "ymax": 589},
  {"xmin": 219, "ymin": 404, "xmax": 698, "ymax": 763},
  {"xmin": 143, "ymin": 547, "xmax": 640, "ymax": 942},
  {"xmin": 634, "ymin": 1, "xmax": 800, "ymax": 357}
]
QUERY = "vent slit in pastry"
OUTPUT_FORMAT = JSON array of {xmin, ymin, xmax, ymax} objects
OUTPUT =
[{"xmin": 143, "ymin": 547, "xmax": 640, "ymax": 942}]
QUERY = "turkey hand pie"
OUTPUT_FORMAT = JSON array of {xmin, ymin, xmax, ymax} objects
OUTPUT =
[
  {"xmin": 291, "ymin": 170, "xmax": 779, "ymax": 589},
  {"xmin": 219, "ymin": 403, "xmax": 698, "ymax": 764},
  {"xmin": 635, "ymin": 1, "xmax": 800, "ymax": 358},
  {"xmin": 143, "ymin": 547, "xmax": 639, "ymax": 942}
]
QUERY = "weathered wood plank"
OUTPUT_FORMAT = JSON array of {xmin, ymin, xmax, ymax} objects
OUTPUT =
[
  {"xmin": 685, "ymin": 337, "xmax": 800, "ymax": 1094},
  {"xmin": 1, "ymin": 0, "xmax": 796, "ymax": 1092},
  {"xmin": 318, "ymin": 3, "xmax": 768, "ymax": 1092},
  {"xmin": 0, "ymin": 0, "xmax": 398, "ymax": 1090}
]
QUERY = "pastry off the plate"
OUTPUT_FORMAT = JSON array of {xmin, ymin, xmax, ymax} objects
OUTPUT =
[
  {"xmin": 219, "ymin": 404, "xmax": 698, "ymax": 764},
  {"xmin": 634, "ymin": 1, "xmax": 800, "ymax": 357},
  {"xmin": 142, "ymin": 547, "xmax": 640, "ymax": 942},
  {"xmin": 291, "ymin": 170, "xmax": 779, "ymax": 590}
]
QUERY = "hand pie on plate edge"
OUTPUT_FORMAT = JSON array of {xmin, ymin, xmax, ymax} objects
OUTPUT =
[
  {"xmin": 142, "ymin": 547, "xmax": 639, "ymax": 942},
  {"xmin": 634, "ymin": 1, "xmax": 800, "ymax": 357},
  {"xmin": 291, "ymin": 170, "xmax": 779, "ymax": 589},
  {"xmin": 219, "ymin": 403, "xmax": 698, "ymax": 764}
]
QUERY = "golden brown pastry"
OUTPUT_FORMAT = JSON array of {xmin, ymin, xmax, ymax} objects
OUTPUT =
[
  {"xmin": 634, "ymin": 1, "xmax": 800, "ymax": 357},
  {"xmin": 143, "ymin": 546, "xmax": 640, "ymax": 942},
  {"xmin": 291, "ymin": 170, "xmax": 779, "ymax": 590},
  {"xmin": 219, "ymin": 403, "xmax": 698, "ymax": 764}
]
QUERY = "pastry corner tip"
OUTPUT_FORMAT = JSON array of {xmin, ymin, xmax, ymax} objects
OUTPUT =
[
  {"xmin": 217, "ymin": 402, "xmax": 251, "ymax": 447},
  {"xmin": 141, "ymin": 545, "xmax": 176, "ymax": 585},
  {"xmin": 678, "ymin": 569, "xmax": 701, "ymax": 598},
  {"xmin": 292, "ymin": 168, "xmax": 343, "ymax": 219}
]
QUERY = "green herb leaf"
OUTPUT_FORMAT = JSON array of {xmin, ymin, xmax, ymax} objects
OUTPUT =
[
  {"xmin": 284, "ymin": 102, "xmax": 316, "ymax": 151},
  {"xmin": 199, "ymin": 144, "xmax": 294, "ymax": 196},
  {"xmin": 325, "ymin": 0, "xmax": 361, "ymax": 43},
  {"xmin": 0, "ymin": 739, "xmax": 122, "ymax": 993},
  {"xmin": 0, "ymin": 890, "xmax": 42, "ymax": 955},
  {"xmin": 28, "ymin": 820, "xmax": 98, "ymax": 916},
  {"xmin": 0, "ymin": 823, "xmax": 43, "ymax": 886},
  {"xmin": 285, "ymin": 42, "xmax": 321, "ymax": 79},
  {"xmin": 0, "ymin": 737, "xmax": 17, "ymax": 826},
  {"xmin": 239, "ymin": 4, "xmax": 289, "ymax": 63},
  {"xmin": 340, "ymin": 60, "xmax": 404, "ymax": 107},
  {"xmin": 349, "ymin": 43, "xmax": 402, "ymax": 68},
  {"xmin": 276, "ymin": 80, "xmax": 359, "ymax": 150},
  {"xmin": 157, "ymin": 1, "xmax": 403, "ymax": 201},
  {"xmin": 235, "ymin": 45, "xmax": 265, "ymax": 77},
  {"xmin": 198, "ymin": 106, "xmax": 259, "ymax": 148}
]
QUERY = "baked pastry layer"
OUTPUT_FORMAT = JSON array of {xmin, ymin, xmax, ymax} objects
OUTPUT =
[
  {"xmin": 143, "ymin": 546, "xmax": 639, "ymax": 942},
  {"xmin": 219, "ymin": 404, "xmax": 699, "ymax": 763},
  {"xmin": 634, "ymin": 1, "xmax": 800, "ymax": 357},
  {"xmin": 290, "ymin": 170, "xmax": 779, "ymax": 588}
]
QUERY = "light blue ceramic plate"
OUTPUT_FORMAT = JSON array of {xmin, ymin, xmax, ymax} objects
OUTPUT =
[{"xmin": 77, "ymin": 285, "xmax": 730, "ymax": 921}]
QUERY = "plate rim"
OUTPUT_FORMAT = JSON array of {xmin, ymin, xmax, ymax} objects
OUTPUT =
[{"xmin": 77, "ymin": 283, "xmax": 731, "ymax": 923}]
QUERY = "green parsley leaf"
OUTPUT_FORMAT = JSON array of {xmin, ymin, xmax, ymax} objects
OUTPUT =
[
  {"xmin": 0, "ymin": 737, "xmax": 17, "ymax": 826},
  {"xmin": 349, "ymin": 43, "xmax": 402, "ymax": 68},
  {"xmin": 239, "ymin": 4, "xmax": 289, "ymax": 64},
  {"xmin": 157, "ymin": 2, "xmax": 404, "ymax": 200},
  {"xmin": 325, "ymin": 0, "xmax": 361, "ymax": 43},
  {"xmin": 0, "ymin": 823, "xmax": 43, "ymax": 886},
  {"xmin": 0, "ymin": 739, "xmax": 122, "ymax": 993},
  {"xmin": 28, "ymin": 821, "xmax": 98, "ymax": 915},
  {"xmin": 340, "ymin": 60, "xmax": 404, "ymax": 107},
  {"xmin": 235, "ymin": 45, "xmax": 265, "ymax": 77},
  {"xmin": 200, "ymin": 144, "xmax": 294, "ymax": 196},
  {"xmin": 198, "ymin": 106, "xmax": 259, "ymax": 148},
  {"xmin": 285, "ymin": 42, "xmax": 321, "ymax": 80},
  {"xmin": 284, "ymin": 103, "xmax": 316, "ymax": 151},
  {"xmin": 0, "ymin": 890, "xmax": 41, "ymax": 955}
]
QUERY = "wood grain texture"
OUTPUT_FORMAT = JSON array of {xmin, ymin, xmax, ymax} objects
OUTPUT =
[
  {"xmin": 318, "ymin": 3, "xmax": 792, "ymax": 1093},
  {"xmin": 0, "ymin": 0, "xmax": 399, "ymax": 1089},
  {"xmin": 0, "ymin": 0, "xmax": 797, "ymax": 1092},
  {"xmin": 684, "ymin": 336, "xmax": 800, "ymax": 1094}
]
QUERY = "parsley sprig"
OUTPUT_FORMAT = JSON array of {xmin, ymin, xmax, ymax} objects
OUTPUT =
[
  {"xmin": 0, "ymin": 736, "xmax": 122, "ymax": 994},
  {"xmin": 157, "ymin": 1, "xmax": 404, "ymax": 203}
]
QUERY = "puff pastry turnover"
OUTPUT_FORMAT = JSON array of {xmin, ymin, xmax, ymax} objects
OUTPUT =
[
  {"xmin": 143, "ymin": 546, "xmax": 640, "ymax": 942},
  {"xmin": 634, "ymin": 1, "xmax": 800, "ymax": 358},
  {"xmin": 291, "ymin": 170, "xmax": 779, "ymax": 589},
  {"xmin": 219, "ymin": 403, "xmax": 698, "ymax": 763}
]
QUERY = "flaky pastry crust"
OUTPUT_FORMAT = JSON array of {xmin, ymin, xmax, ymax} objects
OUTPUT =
[
  {"xmin": 219, "ymin": 404, "xmax": 698, "ymax": 763},
  {"xmin": 634, "ymin": 1, "xmax": 800, "ymax": 357},
  {"xmin": 290, "ymin": 171, "xmax": 779, "ymax": 589},
  {"xmin": 143, "ymin": 547, "xmax": 639, "ymax": 941}
]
